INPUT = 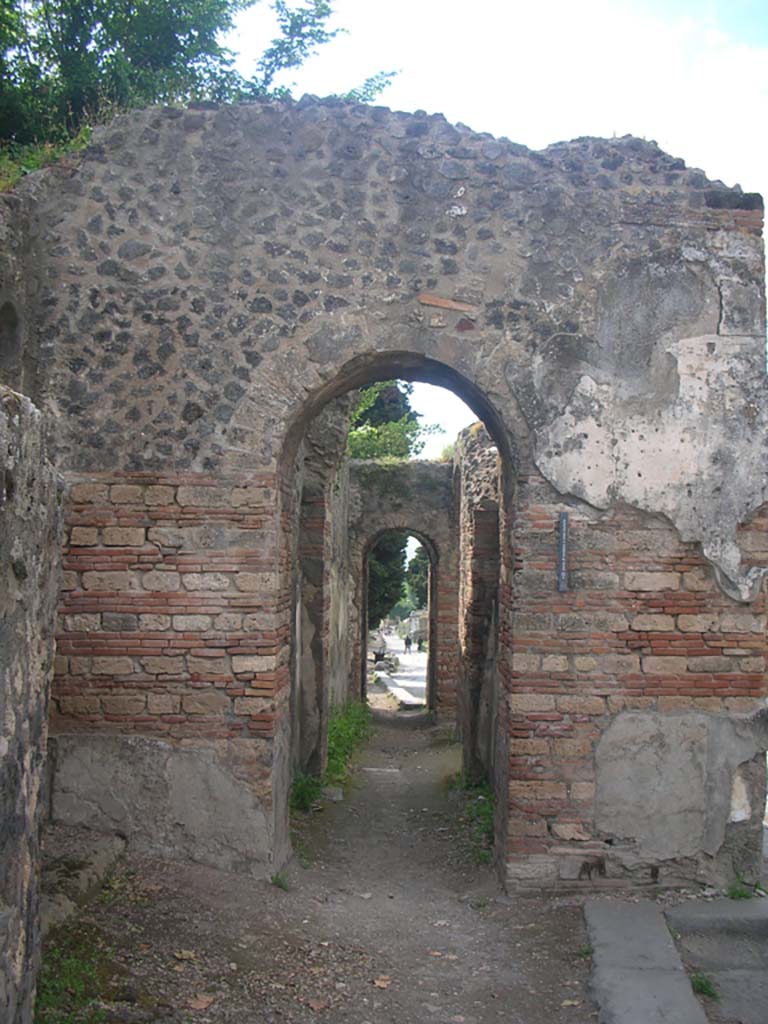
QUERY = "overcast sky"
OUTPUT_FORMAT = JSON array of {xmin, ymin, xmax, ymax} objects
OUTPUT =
[{"xmin": 228, "ymin": 0, "xmax": 768, "ymax": 456}]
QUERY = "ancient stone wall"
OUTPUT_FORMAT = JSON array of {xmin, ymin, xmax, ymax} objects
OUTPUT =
[
  {"xmin": 5, "ymin": 97, "xmax": 763, "ymax": 887},
  {"xmin": 455, "ymin": 424, "xmax": 502, "ymax": 781},
  {"xmin": 348, "ymin": 460, "xmax": 459, "ymax": 711},
  {"xmin": 506, "ymin": 469, "xmax": 768, "ymax": 886},
  {"xmin": 0, "ymin": 388, "xmax": 61, "ymax": 1024}
]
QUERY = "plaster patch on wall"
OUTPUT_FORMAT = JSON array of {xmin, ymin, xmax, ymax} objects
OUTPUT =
[
  {"xmin": 729, "ymin": 769, "xmax": 751, "ymax": 824},
  {"xmin": 534, "ymin": 335, "xmax": 768, "ymax": 598}
]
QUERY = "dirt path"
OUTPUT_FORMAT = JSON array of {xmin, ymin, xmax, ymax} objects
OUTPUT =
[{"xmin": 56, "ymin": 716, "xmax": 596, "ymax": 1023}]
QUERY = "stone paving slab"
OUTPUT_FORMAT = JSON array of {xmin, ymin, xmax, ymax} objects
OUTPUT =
[
  {"xmin": 667, "ymin": 897, "xmax": 768, "ymax": 1024},
  {"xmin": 585, "ymin": 901, "xmax": 707, "ymax": 1024}
]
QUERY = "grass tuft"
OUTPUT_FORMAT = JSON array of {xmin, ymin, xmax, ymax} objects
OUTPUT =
[
  {"xmin": 691, "ymin": 971, "xmax": 718, "ymax": 999},
  {"xmin": 726, "ymin": 878, "xmax": 753, "ymax": 900},
  {"xmin": 270, "ymin": 871, "xmax": 289, "ymax": 891},
  {"xmin": 35, "ymin": 925, "xmax": 115, "ymax": 1023}
]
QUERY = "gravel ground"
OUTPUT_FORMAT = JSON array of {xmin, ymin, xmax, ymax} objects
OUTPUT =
[{"xmin": 44, "ymin": 715, "xmax": 596, "ymax": 1023}]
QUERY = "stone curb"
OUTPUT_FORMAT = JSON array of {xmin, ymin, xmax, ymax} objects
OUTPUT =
[{"xmin": 585, "ymin": 901, "xmax": 707, "ymax": 1024}]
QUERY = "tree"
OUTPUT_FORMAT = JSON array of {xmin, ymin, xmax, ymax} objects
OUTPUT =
[
  {"xmin": 406, "ymin": 544, "xmax": 429, "ymax": 608},
  {"xmin": 347, "ymin": 381, "xmax": 440, "ymax": 461},
  {"xmin": 367, "ymin": 530, "xmax": 407, "ymax": 629},
  {"xmin": 0, "ymin": 0, "xmax": 392, "ymax": 147}
]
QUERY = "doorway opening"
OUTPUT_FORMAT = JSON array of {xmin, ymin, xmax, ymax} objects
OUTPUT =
[
  {"xmin": 279, "ymin": 352, "xmax": 516, "ymax": 872},
  {"xmin": 365, "ymin": 529, "xmax": 437, "ymax": 714}
]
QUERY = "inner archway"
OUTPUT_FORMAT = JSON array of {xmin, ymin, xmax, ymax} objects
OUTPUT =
[{"xmin": 364, "ymin": 529, "xmax": 438, "ymax": 714}]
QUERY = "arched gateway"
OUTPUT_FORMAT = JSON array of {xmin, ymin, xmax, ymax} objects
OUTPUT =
[{"xmin": 3, "ymin": 99, "xmax": 768, "ymax": 1012}]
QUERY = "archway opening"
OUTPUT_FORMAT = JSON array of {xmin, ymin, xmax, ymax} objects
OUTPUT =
[
  {"xmin": 365, "ymin": 529, "xmax": 437, "ymax": 714},
  {"xmin": 279, "ymin": 353, "xmax": 516, "ymax": 874}
]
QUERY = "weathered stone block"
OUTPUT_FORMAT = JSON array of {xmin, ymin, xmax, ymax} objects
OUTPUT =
[
  {"xmin": 556, "ymin": 695, "xmax": 606, "ymax": 716},
  {"xmin": 70, "ymin": 526, "xmax": 98, "ymax": 546},
  {"xmin": 624, "ymin": 571, "xmax": 680, "ymax": 591},
  {"xmin": 642, "ymin": 655, "xmax": 689, "ymax": 674},
  {"xmin": 147, "ymin": 694, "xmax": 181, "ymax": 714},
  {"xmin": 542, "ymin": 655, "xmax": 568, "ymax": 672},
  {"xmin": 140, "ymin": 656, "xmax": 185, "ymax": 675},
  {"xmin": 511, "ymin": 652, "xmax": 540, "ymax": 673},
  {"xmin": 234, "ymin": 572, "xmax": 278, "ymax": 593},
  {"xmin": 63, "ymin": 613, "xmax": 100, "ymax": 632},
  {"xmin": 508, "ymin": 692, "xmax": 556, "ymax": 713},
  {"xmin": 103, "ymin": 526, "xmax": 145, "ymax": 546},
  {"xmin": 173, "ymin": 615, "xmax": 212, "ymax": 631},
  {"xmin": 182, "ymin": 572, "xmax": 231, "ymax": 591},
  {"xmin": 82, "ymin": 571, "xmax": 133, "ymax": 591},
  {"xmin": 630, "ymin": 614, "xmax": 675, "ymax": 631},
  {"xmin": 144, "ymin": 485, "xmax": 176, "ymax": 505},
  {"xmin": 232, "ymin": 655, "xmax": 276, "ymax": 674},
  {"xmin": 142, "ymin": 570, "xmax": 181, "ymax": 592},
  {"xmin": 110, "ymin": 484, "xmax": 144, "ymax": 503},
  {"xmin": 101, "ymin": 695, "xmax": 146, "ymax": 714},
  {"xmin": 91, "ymin": 657, "xmax": 133, "ymax": 675},
  {"xmin": 139, "ymin": 614, "xmax": 171, "ymax": 631},
  {"xmin": 182, "ymin": 692, "xmax": 230, "ymax": 714},
  {"xmin": 70, "ymin": 483, "xmax": 109, "ymax": 504}
]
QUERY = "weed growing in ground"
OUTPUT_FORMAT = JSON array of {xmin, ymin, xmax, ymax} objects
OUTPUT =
[
  {"xmin": 289, "ymin": 700, "xmax": 372, "ymax": 813},
  {"xmin": 450, "ymin": 774, "xmax": 495, "ymax": 864},
  {"xmin": 270, "ymin": 871, "xmax": 289, "ymax": 891},
  {"xmin": 726, "ymin": 878, "xmax": 753, "ymax": 900},
  {"xmin": 35, "ymin": 925, "xmax": 115, "ymax": 1023},
  {"xmin": 290, "ymin": 773, "xmax": 323, "ymax": 812},
  {"xmin": 690, "ymin": 971, "xmax": 718, "ymax": 999},
  {"xmin": 324, "ymin": 701, "xmax": 372, "ymax": 785},
  {"xmin": 576, "ymin": 944, "xmax": 593, "ymax": 959}
]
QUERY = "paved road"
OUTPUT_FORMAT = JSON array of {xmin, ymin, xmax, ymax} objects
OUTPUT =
[{"xmin": 382, "ymin": 634, "xmax": 427, "ymax": 706}]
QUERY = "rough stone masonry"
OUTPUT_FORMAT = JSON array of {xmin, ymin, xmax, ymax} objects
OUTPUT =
[{"xmin": 1, "ymin": 96, "xmax": 768, "ymax": 1021}]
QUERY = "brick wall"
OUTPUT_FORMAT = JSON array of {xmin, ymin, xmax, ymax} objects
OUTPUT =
[
  {"xmin": 53, "ymin": 474, "xmax": 286, "ymax": 741},
  {"xmin": 504, "ymin": 468, "xmax": 768, "ymax": 885}
]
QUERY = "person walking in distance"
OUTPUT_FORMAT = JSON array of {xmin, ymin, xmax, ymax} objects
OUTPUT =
[{"xmin": 404, "ymin": 635, "xmax": 412, "ymax": 654}]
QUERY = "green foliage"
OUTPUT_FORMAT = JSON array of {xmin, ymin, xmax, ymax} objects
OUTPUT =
[
  {"xmin": 367, "ymin": 530, "xmax": 408, "ymax": 628},
  {"xmin": 347, "ymin": 380, "xmax": 441, "ymax": 461},
  {"xmin": 463, "ymin": 781, "xmax": 495, "ymax": 864},
  {"xmin": 576, "ymin": 944, "xmax": 593, "ymax": 959},
  {"xmin": 406, "ymin": 544, "xmax": 429, "ymax": 608},
  {"xmin": 290, "ymin": 771, "xmax": 323, "ymax": 811},
  {"xmin": 270, "ymin": 870, "xmax": 290, "ymax": 890},
  {"xmin": 690, "ymin": 971, "xmax": 718, "ymax": 999},
  {"xmin": 35, "ymin": 926, "xmax": 114, "ymax": 1023},
  {"xmin": 726, "ymin": 878, "xmax": 753, "ymax": 900},
  {"xmin": 448, "ymin": 774, "xmax": 494, "ymax": 864},
  {"xmin": 438, "ymin": 441, "xmax": 455, "ymax": 462},
  {"xmin": 290, "ymin": 701, "xmax": 371, "ymax": 814},
  {"xmin": 323, "ymin": 700, "xmax": 371, "ymax": 785},
  {"xmin": 0, "ymin": 0, "xmax": 395, "ymax": 185},
  {"xmin": 0, "ymin": 123, "xmax": 92, "ymax": 191},
  {"xmin": 389, "ymin": 593, "xmax": 417, "ymax": 621}
]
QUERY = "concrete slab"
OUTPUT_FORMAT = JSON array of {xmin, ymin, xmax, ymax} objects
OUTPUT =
[
  {"xmin": 667, "ymin": 895, "xmax": 768, "ymax": 936},
  {"xmin": 585, "ymin": 901, "xmax": 707, "ymax": 1024},
  {"xmin": 667, "ymin": 897, "xmax": 768, "ymax": 1024}
]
